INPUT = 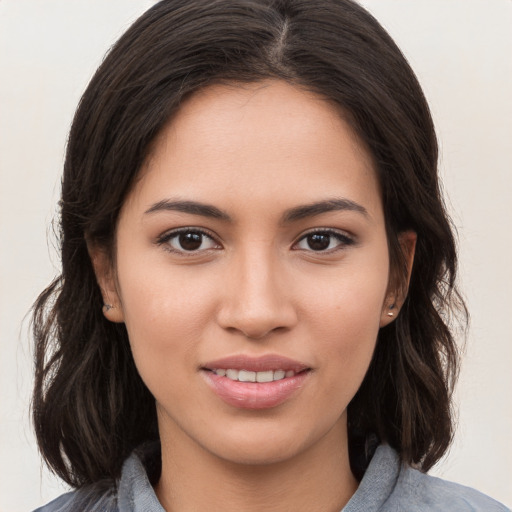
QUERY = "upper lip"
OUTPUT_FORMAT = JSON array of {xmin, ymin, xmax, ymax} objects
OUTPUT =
[{"xmin": 201, "ymin": 354, "xmax": 310, "ymax": 373}]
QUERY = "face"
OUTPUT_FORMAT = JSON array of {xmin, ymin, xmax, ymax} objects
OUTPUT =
[{"xmin": 95, "ymin": 80, "xmax": 408, "ymax": 466}]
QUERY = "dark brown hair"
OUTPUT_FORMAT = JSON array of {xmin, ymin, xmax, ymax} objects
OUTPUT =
[{"xmin": 32, "ymin": 0, "xmax": 465, "ymax": 488}]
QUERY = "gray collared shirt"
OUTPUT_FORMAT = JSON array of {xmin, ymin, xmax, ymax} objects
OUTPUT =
[{"xmin": 34, "ymin": 444, "xmax": 510, "ymax": 511}]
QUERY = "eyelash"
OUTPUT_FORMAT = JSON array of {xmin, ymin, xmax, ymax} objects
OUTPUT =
[
  {"xmin": 155, "ymin": 227, "xmax": 355, "ymax": 255},
  {"xmin": 156, "ymin": 227, "xmax": 221, "ymax": 255},
  {"xmin": 293, "ymin": 228, "xmax": 355, "ymax": 253}
]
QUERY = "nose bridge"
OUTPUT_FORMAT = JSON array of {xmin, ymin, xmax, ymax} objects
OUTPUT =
[{"xmin": 218, "ymin": 241, "xmax": 296, "ymax": 338}]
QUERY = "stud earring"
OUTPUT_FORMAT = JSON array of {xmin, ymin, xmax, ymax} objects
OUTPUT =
[
  {"xmin": 103, "ymin": 303, "xmax": 115, "ymax": 313},
  {"xmin": 387, "ymin": 304, "xmax": 396, "ymax": 317}
]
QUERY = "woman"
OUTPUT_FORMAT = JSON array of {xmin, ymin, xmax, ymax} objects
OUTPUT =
[{"xmin": 31, "ymin": 0, "xmax": 509, "ymax": 510}]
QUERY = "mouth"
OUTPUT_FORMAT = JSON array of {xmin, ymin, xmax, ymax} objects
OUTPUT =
[
  {"xmin": 201, "ymin": 353, "xmax": 310, "ymax": 373},
  {"xmin": 208, "ymin": 368, "xmax": 301, "ymax": 382},
  {"xmin": 201, "ymin": 354, "xmax": 312, "ymax": 409}
]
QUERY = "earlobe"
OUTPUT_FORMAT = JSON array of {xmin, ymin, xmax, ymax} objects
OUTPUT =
[
  {"xmin": 380, "ymin": 303, "xmax": 397, "ymax": 327},
  {"xmin": 87, "ymin": 241, "xmax": 125, "ymax": 323},
  {"xmin": 380, "ymin": 231, "xmax": 417, "ymax": 327},
  {"xmin": 102, "ymin": 302, "xmax": 123, "ymax": 323}
]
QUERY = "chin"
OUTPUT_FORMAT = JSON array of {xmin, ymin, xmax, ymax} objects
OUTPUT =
[
  {"xmin": 200, "ymin": 416, "xmax": 340, "ymax": 468},
  {"xmin": 212, "ymin": 436, "xmax": 306, "ymax": 467}
]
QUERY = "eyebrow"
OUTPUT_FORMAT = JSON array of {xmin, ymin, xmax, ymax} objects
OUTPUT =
[
  {"xmin": 144, "ymin": 197, "xmax": 368, "ymax": 222},
  {"xmin": 145, "ymin": 199, "xmax": 232, "ymax": 220},
  {"xmin": 281, "ymin": 198, "xmax": 368, "ymax": 223}
]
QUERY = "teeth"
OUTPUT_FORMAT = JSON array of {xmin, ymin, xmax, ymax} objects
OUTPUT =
[
  {"xmin": 256, "ymin": 370, "xmax": 273, "ymax": 383},
  {"xmin": 213, "ymin": 369, "xmax": 297, "ymax": 382},
  {"xmin": 238, "ymin": 370, "xmax": 256, "ymax": 382},
  {"xmin": 273, "ymin": 370, "xmax": 285, "ymax": 380},
  {"xmin": 226, "ymin": 369, "xmax": 238, "ymax": 380}
]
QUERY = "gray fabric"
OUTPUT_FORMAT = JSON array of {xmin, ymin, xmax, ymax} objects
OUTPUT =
[
  {"xmin": 34, "ymin": 445, "xmax": 510, "ymax": 511},
  {"xmin": 117, "ymin": 452, "xmax": 165, "ymax": 512},
  {"xmin": 342, "ymin": 445, "xmax": 509, "ymax": 512}
]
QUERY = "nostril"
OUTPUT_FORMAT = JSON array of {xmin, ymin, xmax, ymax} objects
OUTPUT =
[{"xmin": 216, "ymin": 278, "xmax": 298, "ymax": 338}]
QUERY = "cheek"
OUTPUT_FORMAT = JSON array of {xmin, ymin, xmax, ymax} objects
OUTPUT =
[
  {"xmin": 115, "ymin": 258, "xmax": 218, "ymax": 378},
  {"xmin": 298, "ymin": 254, "xmax": 388, "ymax": 391},
  {"xmin": 310, "ymin": 306, "xmax": 380, "ymax": 414},
  {"xmin": 301, "ymin": 255, "xmax": 389, "ymax": 338},
  {"xmin": 315, "ymin": 302, "xmax": 380, "ymax": 383}
]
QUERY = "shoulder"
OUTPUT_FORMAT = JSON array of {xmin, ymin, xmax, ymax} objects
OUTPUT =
[
  {"xmin": 31, "ymin": 481, "xmax": 117, "ymax": 512},
  {"xmin": 32, "ymin": 443, "xmax": 162, "ymax": 512},
  {"xmin": 32, "ymin": 492, "xmax": 75, "ymax": 512},
  {"xmin": 347, "ymin": 445, "xmax": 509, "ymax": 512},
  {"xmin": 395, "ymin": 463, "xmax": 510, "ymax": 512}
]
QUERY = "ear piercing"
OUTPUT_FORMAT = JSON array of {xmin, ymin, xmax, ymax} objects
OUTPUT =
[
  {"xmin": 103, "ymin": 303, "xmax": 115, "ymax": 313},
  {"xmin": 387, "ymin": 304, "xmax": 396, "ymax": 317}
]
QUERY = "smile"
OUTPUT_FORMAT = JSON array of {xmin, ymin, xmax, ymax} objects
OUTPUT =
[
  {"xmin": 201, "ymin": 355, "xmax": 312, "ymax": 409},
  {"xmin": 211, "ymin": 369, "xmax": 297, "ymax": 382}
]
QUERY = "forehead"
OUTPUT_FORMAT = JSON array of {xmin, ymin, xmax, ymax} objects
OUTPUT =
[{"xmin": 128, "ymin": 80, "xmax": 381, "ymax": 220}]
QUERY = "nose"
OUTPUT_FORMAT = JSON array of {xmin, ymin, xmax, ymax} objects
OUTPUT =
[{"xmin": 216, "ymin": 248, "xmax": 298, "ymax": 340}]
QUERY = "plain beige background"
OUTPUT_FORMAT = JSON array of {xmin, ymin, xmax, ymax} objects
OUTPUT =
[{"xmin": 0, "ymin": 1, "xmax": 511, "ymax": 510}]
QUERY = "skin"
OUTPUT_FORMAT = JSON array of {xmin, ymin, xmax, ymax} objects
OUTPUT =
[{"xmin": 91, "ymin": 80, "xmax": 415, "ymax": 512}]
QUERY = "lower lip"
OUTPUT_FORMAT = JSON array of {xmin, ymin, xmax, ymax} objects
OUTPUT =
[{"xmin": 202, "ymin": 370, "xmax": 310, "ymax": 409}]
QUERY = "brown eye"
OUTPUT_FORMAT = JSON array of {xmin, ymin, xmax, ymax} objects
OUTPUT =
[
  {"xmin": 295, "ymin": 230, "xmax": 354, "ymax": 252},
  {"xmin": 179, "ymin": 232, "xmax": 203, "ymax": 251},
  {"xmin": 161, "ymin": 229, "xmax": 219, "ymax": 253},
  {"xmin": 307, "ymin": 233, "xmax": 331, "ymax": 251}
]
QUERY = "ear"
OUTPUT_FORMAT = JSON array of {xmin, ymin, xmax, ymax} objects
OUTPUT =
[
  {"xmin": 87, "ymin": 241, "xmax": 125, "ymax": 323},
  {"xmin": 380, "ymin": 230, "xmax": 417, "ymax": 327}
]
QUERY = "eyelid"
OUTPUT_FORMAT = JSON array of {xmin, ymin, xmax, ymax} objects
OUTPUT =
[
  {"xmin": 292, "ymin": 227, "xmax": 356, "ymax": 251},
  {"xmin": 155, "ymin": 226, "xmax": 222, "ymax": 254}
]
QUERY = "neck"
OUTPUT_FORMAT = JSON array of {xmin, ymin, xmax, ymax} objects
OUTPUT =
[{"xmin": 155, "ymin": 418, "xmax": 358, "ymax": 512}]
